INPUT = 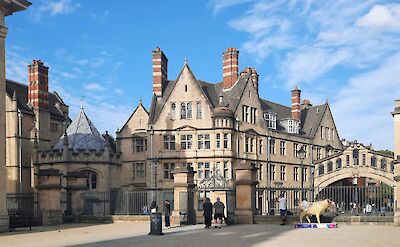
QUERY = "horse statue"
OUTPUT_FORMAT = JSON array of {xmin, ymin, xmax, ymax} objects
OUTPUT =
[{"xmin": 299, "ymin": 199, "xmax": 335, "ymax": 224}]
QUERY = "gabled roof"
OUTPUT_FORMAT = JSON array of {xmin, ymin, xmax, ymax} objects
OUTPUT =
[
  {"xmin": 147, "ymin": 65, "xmax": 336, "ymax": 140},
  {"xmin": 53, "ymin": 107, "xmax": 106, "ymax": 151},
  {"xmin": 120, "ymin": 100, "xmax": 148, "ymax": 132},
  {"xmin": 5, "ymin": 79, "xmax": 67, "ymax": 119},
  {"xmin": 148, "ymin": 65, "xmax": 251, "ymax": 124},
  {"xmin": 301, "ymin": 103, "xmax": 328, "ymax": 138}
]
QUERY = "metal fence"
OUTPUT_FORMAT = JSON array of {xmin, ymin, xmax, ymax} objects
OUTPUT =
[
  {"xmin": 6, "ymin": 193, "xmax": 41, "ymax": 228},
  {"xmin": 256, "ymin": 185, "xmax": 395, "ymax": 216},
  {"xmin": 81, "ymin": 190, "xmax": 174, "ymax": 216}
]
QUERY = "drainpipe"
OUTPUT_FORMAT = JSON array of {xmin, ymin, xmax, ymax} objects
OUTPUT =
[{"xmin": 18, "ymin": 109, "xmax": 23, "ymax": 193}]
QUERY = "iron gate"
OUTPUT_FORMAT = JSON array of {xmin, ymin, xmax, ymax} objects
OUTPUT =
[{"xmin": 7, "ymin": 193, "xmax": 41, "ymax": 229}]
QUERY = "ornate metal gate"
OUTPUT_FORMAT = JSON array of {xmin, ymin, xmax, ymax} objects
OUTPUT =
[{"xmin": 196, "ymin": 174, "xmax": 235, "ymax": 225}]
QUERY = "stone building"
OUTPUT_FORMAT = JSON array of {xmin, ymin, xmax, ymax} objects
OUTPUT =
[
  {"xmin": 117, "ymin": 47, "xmax": 343, "ymax": 211},
  {"xmin": 34, "ymin": 106, "xmax": 120, "ymax": 224},
  {"xmin": 392, "ymin": 100, "xmax": 400, "ymax": 226},
  {"xmin": 314, "ymin": 141, "xmax": 394, "ymax": 188},
  {"xmin": 5, "ymin": 60, "xmax": 70, "ymax": 193},
  {"xmin": 1, "ymin": 0, "xmax": 31, "ymax": 232}
]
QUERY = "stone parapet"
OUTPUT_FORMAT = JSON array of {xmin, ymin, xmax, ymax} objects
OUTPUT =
[{"xmin": 38, "ymin": 149, "xmax": 120, "ymax": 165}]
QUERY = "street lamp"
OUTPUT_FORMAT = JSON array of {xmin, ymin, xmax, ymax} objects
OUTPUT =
[
  {"xmin": 149, "ymin": 126, "xmax": 159, "ymax": 202},
  {"xmin": 298, "ymin": 146, "xmax": 306, "ymax": 201}
]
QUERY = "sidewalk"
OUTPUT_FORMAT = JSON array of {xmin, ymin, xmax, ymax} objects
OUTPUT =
[{"xmin": 0, "ymin": 222, "xmax": 399, "ymax": 247}]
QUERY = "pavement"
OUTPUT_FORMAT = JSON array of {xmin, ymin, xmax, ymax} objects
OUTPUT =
[{"xmin": 0, "ymin": 222, "xmax": 399, "ymax": 247}]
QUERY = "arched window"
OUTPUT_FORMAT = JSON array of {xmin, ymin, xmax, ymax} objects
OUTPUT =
[
  {"xmin": 318, "ymin": 164, "xmax": 324, "ymax": 176},
  {"xmin": 353, "ymin": 149, "xmax": 359, "ymax": 165},
  {"xmin": 187, "ymin": 102, "xmax": 192, "ymax": 119},
  {"xmin": 380, "ymin": 159, "xmax": 387, "ymax": 170},
  {"xmin": 327, "ymin": 162, "xmax": 333, "ymax": 172},
  {"xmin": 170, "ymin": 103, "xmax": 176, "ymax": 120},
  {"xmin": 196, "ymin": 102, "xmax": 202, "ymax": 119},
  {"xmin": 371, "ymin": 156, "xmax": 377, "ymax": 167},
  {"xmin": 85, "ymin": 171, "xmax": 97, "ymax": 190},
  {"xmin": 336, "ymin": 158, "xmax": 342, "ymax": 170},
  {"xmin": 180, "ymin": 102, "xmax": 186, "ymax": 119}
]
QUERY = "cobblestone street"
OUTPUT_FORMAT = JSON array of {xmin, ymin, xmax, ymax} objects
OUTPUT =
[{"xmin": 0, "ymin": 223, "xmax": 399, "ymax": 247}]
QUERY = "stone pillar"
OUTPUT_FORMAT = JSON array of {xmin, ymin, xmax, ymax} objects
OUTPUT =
[
  {"xmin": 0, "ymin": 0, "xmax": 31, "ymax": 232},
  {"xmin": 37, "ymin": 169, "xmax": 63, "ymax": 225},
  {"xmin": 394, "ymin": 160, "xmax": 400, "ymax": 226},
  {"xmin": 392, "ymin": 100, "xmax": 400, "ymax": 226},
  {"xmin": 234, "ymin": 163, "xmax": 258, "ymax": 224},
  {"xmin": 0, "ymin": 10, "xmax": 8, "ymax": 232},
  {"xmin": 171, "ymin": 165, "xmax": 196, "ymax": 225}
]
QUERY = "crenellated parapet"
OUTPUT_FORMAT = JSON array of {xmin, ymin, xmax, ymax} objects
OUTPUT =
[{"xmin": 38, "ymin": 148, "xmax": 120, "ymax": 165}]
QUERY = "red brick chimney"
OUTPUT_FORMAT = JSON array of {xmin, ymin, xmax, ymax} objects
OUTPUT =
[
  {"xmin": 28, "ymin": 60, "xmax": 49, "ymax": 109},
  {"xmin": 152, "ymin": 47, "xmax": 168, "ymax": 97},
  {"xmin": 223, "ymin": 47, "xmax": 239, "ymax": 89},
  {"xmin": 291, "ymin": 85, "xmax": 301, "ymax": 121}
]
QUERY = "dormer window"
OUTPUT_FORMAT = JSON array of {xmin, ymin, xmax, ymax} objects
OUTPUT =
[
  {"xmin": 280, "ymin": 118, "xmax": 299, "ymax": 134},
  {"xmin": 288, "ymin": 119, "xmax": 299, "ymax": 134},
  {"xmin": 263, "ymin": 113, "xmax": 276, "ymax": 129}
]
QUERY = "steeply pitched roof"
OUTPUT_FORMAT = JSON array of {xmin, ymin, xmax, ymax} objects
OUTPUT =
[
  {"xmin": 5, "ymin": 79, "xmax": 67, "ymax": 119},
  {"xmin": 147, "ymin": 65, "xmax": 333, "ymax": 139},
  {"xmin": 301, "ymin": 103, "xmax": 328, "ymax": 138},
  {"xmin": 53, "ymin": 107, "xmax": 106, "ymax": 151}
]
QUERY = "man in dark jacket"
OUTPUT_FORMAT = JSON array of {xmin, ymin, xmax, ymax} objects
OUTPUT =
[
  {"xmin": 203, "ymin": 198, "xmax": 213, "ymax": 228},
  {"xmin": 164, "ymin": 200, "xmax": 171, "ymax": 228}
]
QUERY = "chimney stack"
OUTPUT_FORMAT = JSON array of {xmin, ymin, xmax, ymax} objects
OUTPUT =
[
  {"xmin": 301, "ymin": 99, "xmax": 312, "ymax": 109},
  {"xmin": 291, "ymin": 85, "xmax": 301, "ymax": 121},
  {"xmin": 28, "ymin": 60, "xmax": 49, "ymax": 109},
  {"xmin": 223, "ymin": 47, "xmax": 239, "ymax": 89},
  {"xmin": 152, "ymin": 47, "xmax": 168, "ymax": 98},
  {"xmin": 250, "ymin": 68, "xmax": 258, "ymax": 89}
]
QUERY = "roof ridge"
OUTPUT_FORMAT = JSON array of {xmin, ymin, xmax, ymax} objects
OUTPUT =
[{"xmin": 260, "ymin": 98, "xmax": 290, "ymax": 109}]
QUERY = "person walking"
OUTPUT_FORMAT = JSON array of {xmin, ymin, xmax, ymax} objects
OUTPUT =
[
  {"xmin": 164, "ymin": 200, "xmax": 171, "ymax": 228},
  {"xmin": 203, "ymin": 198, "xmax": 213, "ymax": 228},
  {"xmin": 213, "ymin": 197, "xmax": 225, "ymax": 228},
  {"xmin": 278, "ymin": 193, "xmax": 287, "ymax": 225},
  {"xmin": 150, "ymin": 201, "xmax": 158, "ymax": 213}
]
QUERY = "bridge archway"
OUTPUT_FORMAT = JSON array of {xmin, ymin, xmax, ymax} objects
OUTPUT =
[{"xmin": 314, "ymin": 167, "xmax": 395, "ymax": 188}]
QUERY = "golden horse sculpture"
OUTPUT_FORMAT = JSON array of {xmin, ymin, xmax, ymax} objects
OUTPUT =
[{"xmin": 299, "ymin": 199, "xmax": 335, "ymax": 224}]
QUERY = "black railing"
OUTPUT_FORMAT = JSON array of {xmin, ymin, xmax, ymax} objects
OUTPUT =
[
  {"xmin": 81, "ymin": 190, "xmax": 174, "ymax": 216},
  {"xmin": 256, "ymin": 185, "xmax": 395, "ymax": 216},
  {"xmin": 6, "ymin": 193, "xmax": 41, "ymax": 228}
]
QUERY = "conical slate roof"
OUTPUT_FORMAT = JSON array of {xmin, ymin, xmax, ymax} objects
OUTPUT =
[{"xmin": 53, "ymin": 107, "xmax": 106, "ymax": 151}]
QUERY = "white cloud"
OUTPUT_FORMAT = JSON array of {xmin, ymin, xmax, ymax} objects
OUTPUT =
[
  {"xmin": 356, "ymin": 4, "xmax": 400, "ymax": 30},
  {"xmin": 39, "ymin": 0, "xmax": 80, "ymax": 16},
  {"xmin": 84, "ymin": 83, "xmax": 105, "ymax": 91},
  {"xmin": 5, "ymin": 46, "xmax": 30, "ymax": 83},
  {"xmin": 212, "ymin": 0, "xmax": 400, "ymax": 149},
  {"xmin": 208, "ymin": 0, "xmax": 256, "ymax": 14},
  {"xmin": 33, "ymin": 0, "xmax": 80, "ymax": 21},
  {"xmin": 331, "ymin": 52, "xmax": 400, "ymax": 150}
]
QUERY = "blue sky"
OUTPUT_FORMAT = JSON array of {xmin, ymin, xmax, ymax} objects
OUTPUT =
[{"xmin": 5, "ymin": 0, "xmax": 400, "ymax": 150}]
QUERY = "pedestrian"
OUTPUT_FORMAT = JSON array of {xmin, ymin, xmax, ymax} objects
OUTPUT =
[
  {"xmin": 164, "ymin": 200, "xmax": 171, "ymax": 228},
  {"xmin": 150, "ymin": 201, "xmax": 158, "ymax": 213},
  {"xmin": 203, "ymin": 198, "xmax": 213, "ymax": 228},
  {"xmin": 301, "ymin": 197, "xmax": 309, "ymax": 213},
  {"xmin": 142, "ymin": 205, "xmax": 149, "ymax": 215},
  {"xmin": 278, "ymin": 193, "xmax": 287, "ymax": 225},
  {"xmin": 213, "ymin": 197, "xmax": 225, "ymax": 228}
]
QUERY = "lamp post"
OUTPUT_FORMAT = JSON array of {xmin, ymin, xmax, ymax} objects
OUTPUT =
[
  {"xmin": 267, "ymin": 136, "xmax": 272, "ymax": 214},
  {"xmin": 298, "ymin": 146, "xmax": 306, "ymax": 201},
  {"xmin": 149, "ymin": 126, "xmax": 159, "ymax": 202}
]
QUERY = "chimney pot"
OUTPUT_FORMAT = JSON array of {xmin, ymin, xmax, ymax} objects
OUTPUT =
[
  {"xmin": 291, "ymin": 85, "xmax": 301, "ymax": 121},
  {"xmin": 152, "ymin": 47, "xmax": 168, "ymax": 97},
  {"xmin": 28, "ymin": 59, "xmax": 49, "ymax": 109},
  {"xmin": 223, "ymin": 47, "xmax": 239, "ymax": 89}
]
